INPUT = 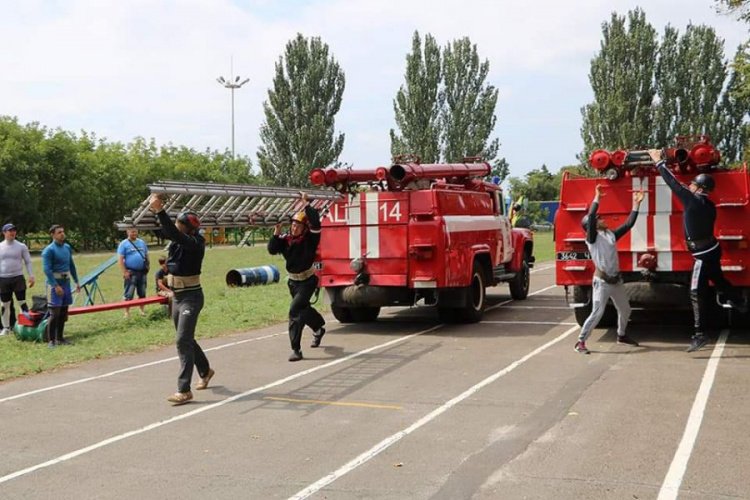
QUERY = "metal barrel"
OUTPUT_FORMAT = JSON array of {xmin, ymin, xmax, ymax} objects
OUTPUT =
[{"xmin": 226, "ymin": 265, "xmax": 280, "ymax": 287}]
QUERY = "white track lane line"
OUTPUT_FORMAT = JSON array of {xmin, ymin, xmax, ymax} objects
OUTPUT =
[
  {"xmin": 288, "ymin": 325, "xmax": 579, "ymax": 500},
  {"xmin": 481, "ymin": 321, "xmax": 576, "ymax": 326},
  {"xmin": 1, "ymin": 265, "xmax": 559, "ymax": 404},
  {"xmin": 0, "ymin": 325, "xmax": 443, "ymax": 485},
  {"xmin": 657, "ymin": 329, "xmax": 729, "ymax": 500},
  {"xmin": 0, "ymin": 331, "xmax": 284, "ymax": 404},
  {"xmin": 487, "ymin": 284, "xmax": 558, "ymax": 312}
]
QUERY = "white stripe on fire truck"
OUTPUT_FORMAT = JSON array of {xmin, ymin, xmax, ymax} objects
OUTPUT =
[
  {"xmin": 654, "ymin": 176, "xmax": 673, "ymax": 271},
  {"xmin": 631, "ymin": 176, "xmax": 649, "ymax": 272},
  {"xmin": 349, "ymin": 193, "xmax": 361, "ymax": 259},
  {"xmin": 443, "ymin": 215, "xmax": 502, "ymax": 233},
  {"xmin": 365, "ymin": 192, "xmax": 380, "ymax": 259}
]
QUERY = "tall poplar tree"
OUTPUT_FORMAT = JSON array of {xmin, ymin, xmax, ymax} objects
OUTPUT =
[
  {"xmin": 390, "ymin": 31, "xmax": 443, "ymax": 164},
  {"xmin": 257, "ymin": 34, "xmax": 345, "ymax": 187},
  {"xmin": 580, "ymin": 8, "xmax": 658, "ymax": 155},
  {"xmin": 441, "ymin": 37, "xmax": 507, "ymax": 180}
]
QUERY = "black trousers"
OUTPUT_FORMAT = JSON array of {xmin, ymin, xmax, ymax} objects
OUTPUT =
[
  {"xmin": 691, "ymin": 245, "xmax": 739, "ymax": 335},
  {"xmin": 46, "ymin": 306, "xmax": 69, "ymax": 342},
  {"xmin": 287, "ymin": 275, "xmax": 325, "ymax": 352},
  {"xmin": 172, "ymin": 289, "xmax": 209, "ymax": 393}
]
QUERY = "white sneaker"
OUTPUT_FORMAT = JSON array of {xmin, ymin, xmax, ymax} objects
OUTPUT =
[{"xmin": 0, "ymin": 328, "xmax": 11, "ymax": 336}]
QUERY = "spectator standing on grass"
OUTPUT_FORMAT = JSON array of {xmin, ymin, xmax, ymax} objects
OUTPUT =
[
  {"xmin": 574, "ymin": 185, "xmax": 644, "ymax": 354},
  {"xmin": 154, "ymin": 256, "xmax": 172, "ymax": 298},
  {"xmin": 42, "ymin": 225, "xmax": 80, "ymax": 348},
  {"xmin": 149, "ymin": 194, "xmax": 213, "ymax": 406},
  {"xmin": 0, "ymin": 223, "xmax": 35, "ymax": 336},
  {"xmin": 117, "ymin": 228, "xmax": 149, "ymax": 318}
]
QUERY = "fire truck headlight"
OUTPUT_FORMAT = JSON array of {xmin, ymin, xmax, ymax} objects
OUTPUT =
[{"xmin": 350, "ymin": 258, "xmax": 364, "ymax": 272}]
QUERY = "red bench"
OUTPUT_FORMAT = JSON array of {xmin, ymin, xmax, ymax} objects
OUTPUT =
[{"xmin": 68, "ymin": 296, "xmax": 169, "ymax": 316}]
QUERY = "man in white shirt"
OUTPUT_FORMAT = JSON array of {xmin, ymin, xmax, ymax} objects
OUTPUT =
[
  {"xmin": 575, "ymin": 186, "xmax": 644, "ymax": 354},
  {"xmin": 0, "ymin": 223, "xmax": 35, "ymax": 336}
]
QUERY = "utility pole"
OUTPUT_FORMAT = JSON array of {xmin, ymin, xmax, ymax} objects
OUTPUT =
[{"xmin": 216, "ymin": 58, "xmax": 249, "ymax": 158}]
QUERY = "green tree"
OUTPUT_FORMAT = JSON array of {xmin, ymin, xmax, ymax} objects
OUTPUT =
[
  {"xmin": 390, "ymin": 31, "xmax": 443, "ymax": 164},
  {"xmin": 442, "ymin": 37, "xmax": 506, "ymax": 179},
  {"xmin": 580, "ymin": 9, "xmax": 658, "ymax": 156},
  {"xmin": 257, "ymin": 33, "xmax": 345, "ymax": 187},
  {"xmin": 716, "ymin": 0, "xmax": 750, "ymax": 23},
  {"xmin": 508, "ymin": 165, "xmax": 560, "ymax": 201}
]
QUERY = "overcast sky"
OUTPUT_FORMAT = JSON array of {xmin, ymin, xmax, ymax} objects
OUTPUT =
[{"xmin": 0, "ymin": 0, "xmax": 747, "ymax": 179}]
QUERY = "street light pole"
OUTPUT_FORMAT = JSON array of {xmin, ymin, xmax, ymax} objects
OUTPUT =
[{"xmin": 217, "ymin": 69, "xmax": 250, "ymax": 158}]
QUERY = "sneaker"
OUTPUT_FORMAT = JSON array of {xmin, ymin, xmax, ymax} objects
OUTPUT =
[
  {"xmin": 288, "ymin": 350, "xmax": 303, "ymax": 362},
  {"xmin": 167, "ymin": 391, "xmax": 193, "ymax": 406},
  {"xmin": 617, "ymin": 335, "xmax": 639, "ymax": 347},
  {"xmin": 195, "ymin": 368, "xmax": 215, "ymax": 390},
  {"xmin": 311, "ymin": 327, "xmax": 326, "ymax": 348},
  {"xmin": 0, "ymin": 328, "xmax": 10, "ymax": 337},
  {"xmin": 139, "ymin": 310, "xmax": 147, "ymax": 317},
  {"xmin": 48, "ymin": 341, "xmax": 56, "ymax": 349},
  {"xmin": 574, "ymin": 341, "xmax": 590, "ymax": 354},
  {"xmin": 686, "ymin": 335, "xmax": 709, "ymax": 353},
  {"xmin": 58, "ymin": 339, "xmax": 73, "ymax": 346}
]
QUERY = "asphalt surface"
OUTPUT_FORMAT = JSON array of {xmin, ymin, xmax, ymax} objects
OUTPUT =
[{"xmin": 1, "ymin": 264, "xmax": 749, "ymax": 500}]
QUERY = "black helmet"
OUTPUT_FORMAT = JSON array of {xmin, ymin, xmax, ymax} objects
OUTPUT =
[
  {"xmin": 581, "ymin": 214, "xmax": 599, "ymax": 231},
  {"xmin": 691, "ymin": 173, "xmax": 715, "ymax": 193},
  {"xmin": 177, "ymin": 211, "xmax": 200, "ymax": 231}
]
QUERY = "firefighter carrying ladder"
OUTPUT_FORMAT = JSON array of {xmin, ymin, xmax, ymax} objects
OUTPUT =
[{"xmin": 116, "ymin": 181, "xmax": 342, "ymax": 245}]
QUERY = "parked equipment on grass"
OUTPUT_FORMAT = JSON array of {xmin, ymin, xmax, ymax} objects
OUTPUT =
[
  {"xmin": 557, "ymin": 137, "xmax": 750, "ymax": 326},
  {"xmin": 309, "ymin": 156, "xmax": 535, "ymax": 323},
  {"xmin": 226, "ymin": 265, "xmax": 281, "ymax": 287}
]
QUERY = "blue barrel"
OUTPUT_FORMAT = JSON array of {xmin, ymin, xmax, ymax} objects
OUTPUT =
[{"xmin": 226, "ymin": 265, "xmax": 280, "ymax": 287}]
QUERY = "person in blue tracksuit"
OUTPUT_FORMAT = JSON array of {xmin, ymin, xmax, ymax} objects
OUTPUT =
[{"xmin": 42, "ymin": 225, "xmax": 80, "ymax": 348}]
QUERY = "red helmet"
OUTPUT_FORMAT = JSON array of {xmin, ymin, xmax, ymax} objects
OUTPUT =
[{"xmin": 177, "ymin": 211, "xmax": 200, "ymax": 231}]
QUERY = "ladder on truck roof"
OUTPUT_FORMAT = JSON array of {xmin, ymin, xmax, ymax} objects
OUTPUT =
[{"xmin": 115, "ymin": 180, "xmax": 342, "ymax": 231}]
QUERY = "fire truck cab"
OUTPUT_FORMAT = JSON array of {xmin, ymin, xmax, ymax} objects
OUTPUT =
[
  {"xmin": 556, "ymin": 137, "xmax": 750, "ymax": 326},
  {"xmin": 310, "ymin": 159, "xmax": 535, "ymax": 323}
]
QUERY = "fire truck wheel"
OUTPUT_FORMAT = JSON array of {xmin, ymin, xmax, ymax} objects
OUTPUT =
[
  {"xmin": 509, "ymin": 254, "xmax": 531, "ymax": 300},
  {"xmin": 331, "ymin": 305, "xmax": 380, "ymax": 323},
  {"xmin": 331, "ymin": 305, "xmax": 355, "ymax": 323},
  {"xmin": 459, "ymin": 262, "xmax": 487, "ymax": 323}
]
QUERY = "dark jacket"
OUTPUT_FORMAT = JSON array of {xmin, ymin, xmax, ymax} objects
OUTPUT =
[
  {"xmin": 268, "ymin": 205, "xmax": 321, "ymax": 273},
  {"xmin": 658, "ymin": 162, "xmax": 715, "ymax": 242},
  {"xmin": 156, "ymin": 210, "xmax": 205, "ymax": 277}
]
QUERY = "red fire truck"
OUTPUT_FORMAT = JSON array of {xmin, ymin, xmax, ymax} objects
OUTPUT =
[
  {"xmin": 555, "ymin": 136, "xmax": 750, "ymax": 326},
  {"xmin": 309, "ymin": 158, "xmax": 535, "ymax": 323}
]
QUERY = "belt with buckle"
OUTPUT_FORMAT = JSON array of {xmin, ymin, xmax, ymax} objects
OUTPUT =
[{"xmin": 288, "ymin": 267, "xmax": 315, "ymax": 281}]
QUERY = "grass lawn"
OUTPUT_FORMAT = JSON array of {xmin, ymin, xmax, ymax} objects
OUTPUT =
[
  {"xmin": 0, "ymin": 232, "xmax": 555, "ymax": 382},
  {"xmin": 532, "ymin": 230, "xmax": 554, "ymax": 263},
  {"xmin": 0, "ymin": 244, "xmax": 306, "ymax": 381}
]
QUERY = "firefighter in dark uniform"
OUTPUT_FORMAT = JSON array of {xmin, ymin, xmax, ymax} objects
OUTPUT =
[
  {"xmin": 649, "ymin": 150, "xmax": 747, "ymax": 352},
  {"xmin": 268, "ymin": 192, "xmax": 326, "ymax": 362},
  {"xmin": 149, "ymin": 194, "xmax": 214, "ymax": 405}
]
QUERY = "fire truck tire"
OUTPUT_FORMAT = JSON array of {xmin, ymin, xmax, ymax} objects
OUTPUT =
[
  {"xmin": 331, "ymin": 305, "xmax": 355, "ymax": 323},
  {"xmin": 458, "ymin": 262, "xmax": 487, "ymax": 323},
  {"xmin": 331, "ymin": 305, "xmax": 380, "ymax": 323},
  {"xmin": 509, "ymin": 254, "xmax": 531, "ymax": 300},
  {"xmin": 572, "ymin": 285, "xmax": 617, "ymax": 327}
]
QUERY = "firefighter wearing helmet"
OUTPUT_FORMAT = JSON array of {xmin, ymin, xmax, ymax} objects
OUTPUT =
[
  {"xmin": 650, "ymin": 150, "xmax": 748, "ymax": 352},
  {"xmin": 149, "ymin": 194, "xmax": 214, "ymax": 405},
  {"xmin": 268, "ymin": 192, "xmax": 326, "ymax": 362}
]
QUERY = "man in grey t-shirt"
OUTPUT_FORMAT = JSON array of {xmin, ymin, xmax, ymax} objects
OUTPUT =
[
  {"xmin": 574, "ymin": 186, "xmax": 644, "ymax": 354},
  {"xmin": 0, "ymin": 223, "xmax": 35, "ymax": 335}
]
